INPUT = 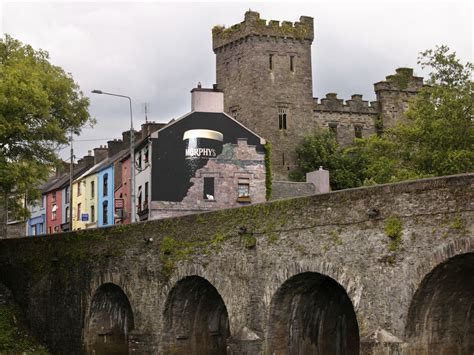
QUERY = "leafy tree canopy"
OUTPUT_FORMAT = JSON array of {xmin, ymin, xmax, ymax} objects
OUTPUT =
[
  {"xmin": 290, "ymin": 129, "xmax": 366, "ymax": 190},
  {"xmin": 292, "ymin": 45, "xmax": 473, "ymax": 189},
  {"xmin": 0, "ymin": 34, "xmax": 93, "ymax": 218}
]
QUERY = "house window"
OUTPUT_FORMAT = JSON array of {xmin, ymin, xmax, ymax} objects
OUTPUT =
[
  {"xmin": 137, "ymin": 186, "xmax": 142, "ymax": 211},
  {"xmin": 278, "ymin": 108, "xmax": 288, "ymax": 130},
  {"xmin": 237, "ymin": 178, "xmax": 250, "ymax": 202},
  {"xmin": 65, "ymin": 206, "xmax": 69, "ymax": 222},
  {"xmin": 77, "ymin": 181, "xmax": 81, "ymax": 196},
  {"xmin": 65, "ymin": 187, "xmax": 69, "ymax": 204},
  {"xmin": 103, "ymin": 174, "xmax": 108, "ymax": 196},
  {"xmin": 290, "ymin": 56, "xmax": 294, "ymax": 72},
  {"xmin": 52, "ymin": 192, "xmax": 57, "ymax": 203},
  {"xmin": 91, "ymin": 205, "xmax": 95, "ymax": 222},
  {"xmin": 144, "ymin": 182, "xmax": 149, "ymax": 209},
  {"xmin": 203, "ymin": 177, "xmax": 215, "ymax": 200},
  {"xmin": 51, "ymin": 204, "xmax": 57, "ymax": 221},
  {"xmin": 354, "ymin": 125, "xmax": 363, "ymax": 139},
  {"xmin": 102, "ymin": 201, "xmax": 108, "ymax": 225},
  {"xmin": 144, "ymin": 148, "xmax": 149, "ymax": 165},
  {"xmin": 91, "ymin": 181, "xmax": 95, "ymax": 198},
  {"xmin": 269, "ymin": 54, "xmax": 273, "ymax": 70},
  {"xmin": 77, "ymin": 203, "xmax": 81, "ymax": 221},
  {"xmin": 136, "ymin": 152, "xmax": 142, "ymax": 170}
]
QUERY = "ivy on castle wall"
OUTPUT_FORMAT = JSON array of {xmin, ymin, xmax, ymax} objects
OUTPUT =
[{"xmin": 264, "ymin": 142, "xmax": 273, "ymax": 200}]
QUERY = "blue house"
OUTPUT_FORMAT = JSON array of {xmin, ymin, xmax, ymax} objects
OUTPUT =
[
  {"xmin": 27, "ymin": 194, "xmax": 46, "ymax": 236},
  {"xmin": 97, "ymin": 164, "xmax": 115, "ymax": 227}
]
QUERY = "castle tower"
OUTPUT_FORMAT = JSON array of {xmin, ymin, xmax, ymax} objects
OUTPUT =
[
  {"xmin": 213, "ymin": 11, "xmax": 315, "ymax": 180},
  {"xmin": 374, "ymin": 68, "xmax": 424, "ymax": 130}
]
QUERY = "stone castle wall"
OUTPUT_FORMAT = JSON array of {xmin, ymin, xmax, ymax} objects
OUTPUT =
[
  {"xmin": 213, "ymin": 11, "xmax": 425, "ymax": 179},
  {"xmin": 214, "ymin": 11, "xmax": 316, "ymax": 180}
]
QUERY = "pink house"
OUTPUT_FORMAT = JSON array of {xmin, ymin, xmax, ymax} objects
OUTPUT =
[{"xmin": 114, "ymin": 155, "xmax": 131, "ymax": 225}]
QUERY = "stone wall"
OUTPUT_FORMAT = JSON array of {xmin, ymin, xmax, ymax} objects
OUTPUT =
[
  {"xmin": 0, "ymin": 174, "xmax": 472, "ymax": 354},
  {"xmin": 271, "ymin": 181, "xmax": 315, "ymax": 200},
  {"xmin": 214, "ymin": 11, "xmax": 316, "ymax": 180},
  {"xmin": 150, "ymin": 139, "xmax": 266, "ymax": 219},
  {"xmin": 313, "ymin": 93, "xmax": 378, "ymax": 146}
]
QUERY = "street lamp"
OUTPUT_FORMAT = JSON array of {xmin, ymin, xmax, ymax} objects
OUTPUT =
[{"xmin": 91, "ymin": 90, "xmax": 136, "ymax": 224}]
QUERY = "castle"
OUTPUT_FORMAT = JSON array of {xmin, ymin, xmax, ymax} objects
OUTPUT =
[{"xmin": 212, "ymin": 11, "xmax": 424, "ymax": 179}]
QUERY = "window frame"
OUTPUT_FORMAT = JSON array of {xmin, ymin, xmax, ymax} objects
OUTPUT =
[{"xmin": 203, "ymin": 177, "xmax": 215, "ymax": 201}]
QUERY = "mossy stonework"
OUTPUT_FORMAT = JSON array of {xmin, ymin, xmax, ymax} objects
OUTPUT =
[{"xmin": 0, "ymin": 174, "xmax": 473, "ymax": 354}]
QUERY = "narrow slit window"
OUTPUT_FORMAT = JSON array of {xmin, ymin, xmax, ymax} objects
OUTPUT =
[
  {"xmin": 278, "ymin": 108, "xmax": 288, "ymax": 130},
  {"xmin": 290, "ymin": 56, "xmax": 294, "ymax": 72},
  {"xmin": 269, "ymin": 54, "xmax": 273, "ymax": 70},
  {"xmin": 203, "ymin": 177, "xmax": 215, "ymax": 200}
]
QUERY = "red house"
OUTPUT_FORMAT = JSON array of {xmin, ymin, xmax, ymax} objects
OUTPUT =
[{"xmin": 45, "ymin": 187, "xmax": 63, "ymax": 234}]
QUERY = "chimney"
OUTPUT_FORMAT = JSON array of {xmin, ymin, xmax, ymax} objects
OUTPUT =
[
  {"xmin": 122, "ymin": 129, "xmax": 140, "ymax": 148},
  {"xmin": 93, "ymin": 145, "xmax": 108, "ymax": 164},
  {"xmin": 140, "ymin": 122, "xmax": 166, "ymax": 139},
  {"xmin": 191, "ymin": 84, "xmax": 224, "ymax": 112},
  {"xmin": 78, "ymin": 153, "xmax": 94, "ymax": 168},
  {"xmin": 55, "ymin": 161, "xmax": 69, "ymax": 178},
  {"xmin": 107, "ymin": 139, "xmax": 124, "ymax": 157},
  {"xmin": 306, "ymin": 166, "xmax": 330, "ymax": 194}
]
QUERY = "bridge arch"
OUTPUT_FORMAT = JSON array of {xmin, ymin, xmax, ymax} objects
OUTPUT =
[
  {"xmin": 162, "ymin": 275, "xmax": 230, "ymax": 354},
  {"xmin": 405, "ymin": 246, "xmax": 474, "ymax": 354},
  {"xmin": 266, "ymin": 271, "xmax": 360, "ymax": 354},
  {"xmin": 84, "ymin": 282, "xmax": 135, "ymax": 354}
]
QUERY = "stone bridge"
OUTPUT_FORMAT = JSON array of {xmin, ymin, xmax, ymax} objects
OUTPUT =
[{"xmin": 0, "ymin": 174, "xmax": 472, "ymax": 354}]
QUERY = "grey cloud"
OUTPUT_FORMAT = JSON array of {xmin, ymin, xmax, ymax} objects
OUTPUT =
[{"xmin": 2, "ymin": 1, "xmax": 472, "ymax": 159}]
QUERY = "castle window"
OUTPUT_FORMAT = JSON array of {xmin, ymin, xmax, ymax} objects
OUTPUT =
[
  {"xmin": 354, "ymin": 125, "xmax": 363, "ymax": 139},
  {"xmin": 203, "ymin": 177, "xmax": 215, "ymax": 201},
  {"xmin": 329, "ymin": 123, "xmax": 338, "ymax": 137},
  {"xmin": 278, "ymin": 108, "xmax": 288, "ymax": 130},
  {"xmin": 269, "ymin": 54, "xmax": 273, "ymax": 70},
  {"xmin": 290, "ymin": 56, "xmax": 294, "ymax": 72},
  {"xmin": 230, "ymin": 106, "xmax": 240, "ymax": 119}
]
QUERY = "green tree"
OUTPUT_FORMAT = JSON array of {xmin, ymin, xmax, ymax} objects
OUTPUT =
[
  {"xmin": 290, "ymin": 129, "xmax": 366, "ymax": 190},
  {"xmin": 293, "ymin": 46, "xmax": 473, "ymax": 188},
  {"xmin": 359, "ymin": 45, "xmax": 473, "ymax": 183},
  {"xmin": 0, "ymin": 35, "xmax": 93, "ymax": 220}
]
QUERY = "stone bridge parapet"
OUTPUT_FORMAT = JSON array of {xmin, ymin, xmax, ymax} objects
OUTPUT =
[{"xmin": 0, "ymin": 174, "xmax": 473, "ymax": 354}]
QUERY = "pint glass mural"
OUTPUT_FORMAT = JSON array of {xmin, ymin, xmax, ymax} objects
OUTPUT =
[{"xmin": 183, "ymin": 129, "xmax": 224, "ymax": 179}]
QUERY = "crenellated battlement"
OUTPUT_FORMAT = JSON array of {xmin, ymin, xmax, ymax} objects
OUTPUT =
[
  {"xmin": 313, "ymin": 93, "xmax": 378, "ymax": 114},
  {"xmin": 374, "ymin": 68, "xmax": 424, "ymax": 93},
  {"xmin": 212, "ymin": 10, "xmax": 314, "ymax": 51}
]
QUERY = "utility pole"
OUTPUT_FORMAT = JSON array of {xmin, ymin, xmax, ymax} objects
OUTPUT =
[{"xmin": 69, "ymin": 129, "xmax": 74, "ymax": 229}]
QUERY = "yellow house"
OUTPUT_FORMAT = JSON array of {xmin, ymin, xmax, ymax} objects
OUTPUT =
[{"xmin": 72, "ymin": 172, "xmax": 98, "ymax": 230}]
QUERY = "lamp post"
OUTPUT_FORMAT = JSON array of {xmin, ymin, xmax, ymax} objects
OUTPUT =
[{"xmin": 91, "ymin": 90, "xmax": 136, "ymax": 224}]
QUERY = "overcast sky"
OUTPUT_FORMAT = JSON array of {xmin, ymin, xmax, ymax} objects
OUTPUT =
[{"xmin": 2, "ymin": 0, "xmax": 472, "ymax": 160}]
